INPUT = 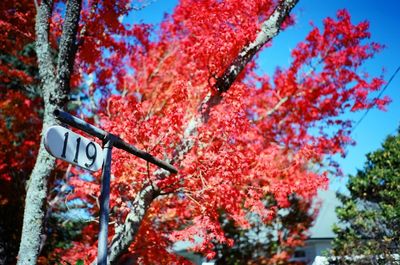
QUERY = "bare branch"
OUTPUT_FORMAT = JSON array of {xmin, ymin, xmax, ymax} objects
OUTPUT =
[
  {"xmin": 93, "ymin": 184, "xmax": 159, "ymax": 265},
  {"xmin": 76, "ymin": 0, "xmax": 98, "ymax": 48},
  {"xmin": 215, "ymin": 0, "xmax": 299, "ymax": 93},
  {"xmin": 35, "ymin": 0, "xmax": 55, "ymax": 85},
  {"xmin": 200, "ymin": 0, "xmax": 299, "ymax": 121},
  {"xmin": 56, "ymin": 0, "xmax": 83, "ymax": 101},
  {"xmin": 34, "ymin": 0, "xmax": 39, "ymax": 12}
]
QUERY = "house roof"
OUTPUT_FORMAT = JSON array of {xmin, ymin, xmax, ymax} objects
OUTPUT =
[{"xmin": 308, "ymin": 189, "xmax": 341, "ymax": 239}]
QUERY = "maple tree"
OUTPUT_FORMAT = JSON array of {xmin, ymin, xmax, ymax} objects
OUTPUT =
[{"xmin": 0, "ymin": 0, "xmax": 389, "ymax": 264}]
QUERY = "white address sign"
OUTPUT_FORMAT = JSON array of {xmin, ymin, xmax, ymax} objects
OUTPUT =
[{"xmin": 44, "ymin": 125, "xmax": 103, "ymax": 172}]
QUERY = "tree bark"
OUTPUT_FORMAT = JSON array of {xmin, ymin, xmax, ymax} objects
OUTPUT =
[
  {"xmin": 215, "ymin": 0, "xmax": 298, "ymax": 93},
  {"xmin": 105, "ymin": 0, "xmax": 299, "ymax": 263},
  {"xmin": 103, "ymin": 184, "xmax": 159, "ymax": 265},
  {"xmin": 17, "ymin": 0, "xmax": 82, "ymax": 264}
]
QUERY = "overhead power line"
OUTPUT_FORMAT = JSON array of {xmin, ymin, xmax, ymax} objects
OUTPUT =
[{"xmin": 352, "ymin": 65, "xmax": 400, "ymax": 133}]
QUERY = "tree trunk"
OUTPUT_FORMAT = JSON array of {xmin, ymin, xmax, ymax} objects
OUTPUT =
[
  {"xmin": 93, "ymin": 184, "xmax": 159, "ymax": 265},
  {"xmin": 17, "ymin": 120, "xmax": 56, "ymax": 264},
  {"xmin": 17, "ymin": 0, "xmax": 82, "ymax": 263}
]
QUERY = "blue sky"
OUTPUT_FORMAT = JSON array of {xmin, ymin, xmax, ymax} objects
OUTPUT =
[
  {"xmin": 286, "ymin": 0, "xmax": 400, "ymax": 191},
  {"xmin": 130, "ymin": 0, "xmax": 400, "ymax": 191}
]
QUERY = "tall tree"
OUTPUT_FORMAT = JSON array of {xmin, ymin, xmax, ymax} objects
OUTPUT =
[
  {"xmin": 0, "ymin": 0, "xmax": 388, "ymax": 264},
  {"xmin": 17, "ymin": 0, "xmax": 83, "ymax": 264},
  {"xmin": 331, "ymin": 131, "xmax": 400, "ymax": 264}
]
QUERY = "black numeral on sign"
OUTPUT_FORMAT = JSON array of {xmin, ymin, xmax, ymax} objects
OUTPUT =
[
  {"xmin": 85, "ymin": 142, "xmax": 97, "ymax": 167},
  {"xmin": 61, "ymin": 132, "xmax": 69, "ymax": 158},
  {"xmin": 73, "ymin": 137, "xmax": 81, "ymax": 163}
]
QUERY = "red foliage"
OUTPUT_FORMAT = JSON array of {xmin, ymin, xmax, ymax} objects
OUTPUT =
[
  {"xmin": 1, "ymin": 0, "xmax": 388, "ymax": 264},
  {"xmin": 0, "ymin": 0, "xmax": 40, "ymax": 205},
  {"xmin": 0, "ymin": 1, "xmax": 36, "ymax": 86},
  {"xmin": 0, "ymin": 1, "xmax": 43, "ymax": 262},
  {"xmin": 0, "ymin": 91, "xmax": 42, "ymax": 182},
  {"xmin": 61, "ymin": 3, "xmax": 386, "ymax": 264}
]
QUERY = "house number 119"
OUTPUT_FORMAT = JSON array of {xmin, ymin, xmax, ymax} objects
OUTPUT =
[{"xmin": 44, "ymin": 126, "xmax": 103, "ymax": 172}]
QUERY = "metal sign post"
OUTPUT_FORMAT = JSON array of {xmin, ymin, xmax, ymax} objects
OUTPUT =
[
  {"xmin": 97, "ymin": 135, "xmax": 114, "ymax": 265},
  {"xmin": 46, "ymin": 109, "xmax": 177, "ymax": 265}
]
